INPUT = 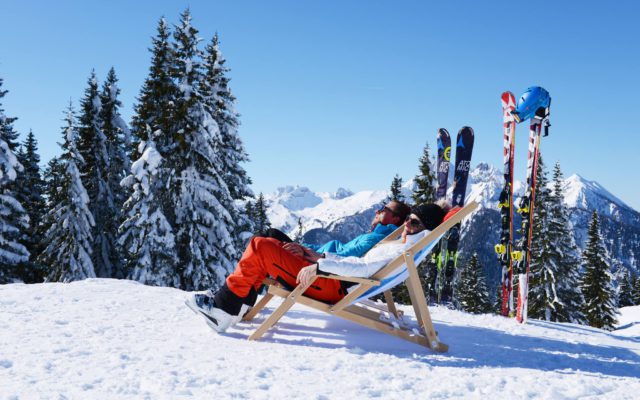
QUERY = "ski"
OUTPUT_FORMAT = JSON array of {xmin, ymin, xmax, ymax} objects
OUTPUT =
[
  {"xmin": 431, "ymin": 129, "xmax": 451, "ymax": 301},
  {"xmin": 437, "ymin": 126, "xmax": 474, "ymax": 305},
  {"xmin": 436, "ymin": 128, "xmax": 451, "ymax": 201},
  {"xmin": 511, "ymin": 87, "xmax": 551, "ymax": 324},
  {"xmin": 495, "ymin": 91, "xmax": 516, "ymax": 317}
]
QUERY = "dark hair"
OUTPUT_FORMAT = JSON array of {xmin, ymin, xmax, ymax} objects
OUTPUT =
[
  {"xmin": 389, "ymin": 200, "xmax": 411, "ymax": 223},
  {"xmin": 410, "ymin": 203, "xmax": 446, "ymax": 231}
]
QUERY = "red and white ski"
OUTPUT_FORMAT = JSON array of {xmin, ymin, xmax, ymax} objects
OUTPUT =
[
  {"xmin": 514, "ymin": 115, "xmax": 544, "ymax": 324},
  {"xmin": 496, "ymin": 91, "xmax": 516, "ymax": 317}
]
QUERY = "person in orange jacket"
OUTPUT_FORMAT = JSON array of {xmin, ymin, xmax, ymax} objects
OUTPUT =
[{"xmin": 186, "ymin": 202, "xmax": 447, "ymax": 332}]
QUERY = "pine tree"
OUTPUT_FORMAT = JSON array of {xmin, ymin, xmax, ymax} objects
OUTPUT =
[
  {"xmin": 456, "ymin": 253, "xmax": 492, "ymax": 314},
  {"xmin": 618, "ymin": 269, "xmax": 634, "ymax": 308},
  {"xmin": 77, "ymin": 70, "xmax": 117, "ymax": 278},
  {"xmin": 38, "ymin": 104, "xmax": 95, "ymax": 282},
  {"xmin": 386, "ymin": 173, "xmax": 404, "ymax": 203},
  {"xmin": 42, "ymin": 157, "xmax": 65, "ymax": 208},
  {"xmin": 528, "ymin": 157, "xmax": 561, "ymax": 321},
  {"xmin": 202, "ymin": 33, "xmax": 254, "ymax": 255},
  {"xmin": 39, "ymin": 157, "xmax": 65, "ymax": 272},
  {"xmin": 14, "ymin": 131, "xmax": 46, "ymax": 282},
  {"xmin": 97, "ymin": 67, "xmax": 130, "ymax": 279},
  {"xmin": 632, "ymin": 275, "xmax": 640, "ymax": 306},
  {"xmin": 411, "ymin": 142, "xmax": 436, "ymax": 206},
  {"xmin": 549, "ymin": 162, "xmax": 585, "ymax": 323},
  {"xmin": 123, "ymin": 17, "xmax": 179, "ymax": 286},
  {"xmin": 119, "ymin": 132, "xmax": 179, "ymax": 287},
  {"xmin": 0, "ymin": 78, "xmax": 29, "ymax": 282},
  {"xmin": 253, "ymin": 193, "xmax": 271, "ymax": 233},
  {"xmin": 170, "ymin": 10, "xmax": 238, "ymax": 290},
  {"xmin": 130, "ymin": 17, "xmax": 177, "ymax": 154},
  {"xmin": 580, "ymin": 211, "xmax": 618, "ymax": 330}
]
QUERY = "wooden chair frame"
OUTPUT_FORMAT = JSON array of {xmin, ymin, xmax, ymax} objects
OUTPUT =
[{"xmin": 242, "ymin": 201, "xmax": 479, "ymax": 352}]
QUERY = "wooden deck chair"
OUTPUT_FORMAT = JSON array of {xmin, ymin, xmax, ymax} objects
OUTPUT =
[{"xmin": 242, "ymin": 201, "xmax": 479, "ymax": 352}]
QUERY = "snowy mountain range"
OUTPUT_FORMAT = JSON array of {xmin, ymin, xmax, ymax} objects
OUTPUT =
[{"xmin": 264, "ymin": 163, "xmax": 640, "ymax": 287}]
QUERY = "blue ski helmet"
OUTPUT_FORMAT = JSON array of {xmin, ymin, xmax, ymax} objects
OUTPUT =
[{"xmin": 512, "ymin": 86, "xmax": 551, "ymax": 123}]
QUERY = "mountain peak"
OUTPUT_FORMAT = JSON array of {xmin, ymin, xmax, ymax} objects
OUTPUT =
[
  {"xmin": 333, "ymin": 187, "xmax": 354, "ymax": 200},
  {"xmin": 270, "ymin": 185, "xmax": 322, "ymax": 211},
  {"xmin": 563, "ymin": 174, "xmax": 631, "ymax": 215}
]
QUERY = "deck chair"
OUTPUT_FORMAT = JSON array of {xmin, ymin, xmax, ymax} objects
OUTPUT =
[{"xmin": 242, "ymin": 201, "xmax": 479, "ymax": 352}]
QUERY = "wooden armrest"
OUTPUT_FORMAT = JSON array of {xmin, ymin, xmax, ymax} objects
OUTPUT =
[
  {"xmin": 262, "ymin": 273, "xmax": 379, "ymax": 287},
  {"xmin": 322, "ymin": 274, "xmax": 380, "ymax": 286}
]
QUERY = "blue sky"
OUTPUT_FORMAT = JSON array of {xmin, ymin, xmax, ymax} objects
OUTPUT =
[{"xmin": 1, "ymin": 0, "xmax": 639, "ymax": 210}]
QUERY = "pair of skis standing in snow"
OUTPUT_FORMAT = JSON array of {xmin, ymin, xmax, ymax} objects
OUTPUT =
[
  {"xmin": 431, "ymin": 126, "xmax": 474, "ymax": 305},
  {"xmin": 496, "ymin": 87, "xmax": 551, "ymax": 323},
  {"xmin": 432, "ymin": 87, "xmax": 551, "ymax": 325}
]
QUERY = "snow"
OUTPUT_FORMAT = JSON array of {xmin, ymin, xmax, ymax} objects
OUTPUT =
[
  {"xmin": 1, "ymin": 279, "xmax": 639, "ymax": 399},
  {"xmin": 616, "ymin": 305, "xmax": 640, "ymax": 337}
]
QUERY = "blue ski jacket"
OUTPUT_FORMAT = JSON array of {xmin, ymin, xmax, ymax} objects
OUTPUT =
[{"xmin": 305, "ymin": 223, "xmax": 398, "ymax": 258}]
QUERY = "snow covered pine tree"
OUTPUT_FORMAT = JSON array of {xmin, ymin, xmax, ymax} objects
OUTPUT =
[
  {"xmin": 412, "ymin": 142, "xmax": 437, "ymax": 206},
  {"xmin": 527, "ymin": 157, "xmax": 562, "ymax": 321},
  {"xmin": 38, "ymin": 104, "xmax": 95, "ymax": 282},
  {"xmin": 202, "ymin": 33, "xmax": 254, "ymax": 253},
  {"xmin": 76, "ymin": 71, "xmax": 117, "ymax": 279},
  {"xmin": 548, "ymin": 162, "xmax": 585, "ymax": 323},
  {"xmin": 580, "ymin": 211, "xmax": 618, "ymax": 330},
  {"xmin": 618, "ymin": 268, "xmax": 635, "ymax": 308},
  {"xmin": 169, "ymin": 10, "xmax": 238, "ymax": 290},
  {"xmin": 456, "ymin": 253, "xmax": 492, "ymax": 314},
  {"xmin": 122, "ymin": 17, "xmax": 179, "ymax": 287},
  {"xmin": 120, "ymin": 135, "xmax": 179, "ymax": 287},
  {"xmin": 0, "ymin": 78, "xmax": 29, "ymax": 282},
  {"xmin": 98, "ymin": 68, "xmax": 131, "ymax": 279},
  {"xmin": 14, "ymin": 131, "xmax": 46, "ymax": 282}
]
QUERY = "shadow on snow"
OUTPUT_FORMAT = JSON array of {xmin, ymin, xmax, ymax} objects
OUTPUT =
[{"xmin": 223, "ymin": 307, "xmax": 640, "ymax": 379}]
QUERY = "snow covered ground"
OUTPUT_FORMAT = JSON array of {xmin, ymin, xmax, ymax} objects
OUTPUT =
[{"xmin": 1, "ymin": 279, "xmax": 639, "ymax": 399}]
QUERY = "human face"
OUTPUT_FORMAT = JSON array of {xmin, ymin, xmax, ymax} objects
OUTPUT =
[
  {"xmin": 374, "ymin": 203, "xmax": 400, "ymax": 227},
  {"xmin": 404, "ymin": 214, "xmax": 425, "ymax": 235}
]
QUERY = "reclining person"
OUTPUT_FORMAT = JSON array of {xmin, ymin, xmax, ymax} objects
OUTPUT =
[
  {"xmin": 193, "ymin": 200, "xmax": 408, "ymax": 317},
  {"xmin": 187, "ymin": 202, "xmax": 449, "ymax": 332},
  {"xmin": 258, "ymin": 200, "xmax": 411, "ymax": 258}
]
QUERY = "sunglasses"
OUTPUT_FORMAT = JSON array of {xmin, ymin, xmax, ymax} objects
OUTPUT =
[
  {"xmin": 405, "ymin": 216, "xmax": 424, "ymax": 228},
  {"xmin": 377, "ymin": 206, "xmax": 398, "ymax": 216}
]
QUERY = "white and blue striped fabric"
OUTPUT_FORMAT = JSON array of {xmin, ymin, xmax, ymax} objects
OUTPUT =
[{"xmin": 353, "ymin": 236, "xmax": 442, "ymax": 303}]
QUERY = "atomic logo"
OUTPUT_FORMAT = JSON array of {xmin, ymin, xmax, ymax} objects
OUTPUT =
[
  {"xmin": 444, "ymin": 146, "xmax": 451, "ymax": 161},
  {"xmin": 457, "ymin": 160, "xmax": 471, "ymax": 172}
]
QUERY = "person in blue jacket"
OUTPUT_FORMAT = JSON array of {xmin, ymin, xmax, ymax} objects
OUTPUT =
[{"xmin": 283, "ymin": 200, "xmax": 411, "ymax": 259}]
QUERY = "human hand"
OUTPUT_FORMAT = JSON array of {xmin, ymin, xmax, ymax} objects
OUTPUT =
[
  {"xmin": 283, "ymin": 242, "xmax": 305, "ymax": 258},
  {"xmin": 296, "ymin": 264, "xmax": 318, "ymax": 287}
]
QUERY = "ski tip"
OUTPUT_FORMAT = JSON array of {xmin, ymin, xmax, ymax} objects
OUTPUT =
[
  {"xmin": 501, "ymin": 91, "xmax": 516, "ymax": 108},
  {"xmin": 457, "ymin": 126, "xmax": 475, "ymax": 137}
]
